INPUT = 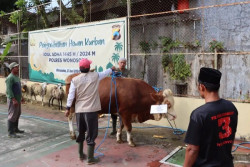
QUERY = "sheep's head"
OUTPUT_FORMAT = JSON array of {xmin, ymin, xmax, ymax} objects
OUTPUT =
[{"xmin": 21, "ymin": 80, "xmax": 28, "ymax": 93}]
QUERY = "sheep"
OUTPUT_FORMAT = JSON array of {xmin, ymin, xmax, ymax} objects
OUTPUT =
[
  {"xmin": 21, "ymin": 80, "xmax": 29, "ymax": 101},
  {"xmin": 48, "ymin": 83, "xmax": 64, "ymax": 110},
  {"xmin": 30, "ymin": 82, "xmax": 47, "ymax": 106}
]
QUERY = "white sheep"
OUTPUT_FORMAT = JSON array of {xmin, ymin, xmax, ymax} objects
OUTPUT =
[
  {"xmin": 48, "ymin": 83, "xmax": 64, "ymax": 110},
  {"xmin": 30, "ymin": 82, "xmax": 47, "ymax": 106},
  {"xmin": 21, "ymin": 80, "xmax": 29, "ymax": 101}
]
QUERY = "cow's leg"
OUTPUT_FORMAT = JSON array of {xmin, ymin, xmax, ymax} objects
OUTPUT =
[
  {"xmin": 42, "ymin": 96, "xmax": 44, "ymax": 106},
  {"xmin": 48, "ymin": 97, "xmax": 52, "ymax": 107},
  {"xmin": 123, "ymin": 117, "xmax": 135, "ymax": 147},
  {"xmin": 60, "ymin": 99, "xmax": 62, "ymax": 110},
  {"xmin": 58, "ymin": 99, "xmax": 60, "ymax": 110},
  {"xmin": 68, "ymin": 112, "xmax": 76, "ymax": 140},
  {"xmin": 52, "ymin": 97, "xmax": 55, "ymax": 106},
  {"xmin": 116, "ymin": 122, "xmax": 124, "ymax": 144},
  {"xmin": 125, "ymin": 126, "xmax": 135, "ymax": 147},
  {"xmin": 30, "ymin": 95, "xmax": 33, "ymax": 104}
]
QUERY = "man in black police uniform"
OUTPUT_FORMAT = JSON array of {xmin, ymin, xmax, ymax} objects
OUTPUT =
[{"xmin": 184, "ymin": 67, "xmax": 238, "ymax": 167}]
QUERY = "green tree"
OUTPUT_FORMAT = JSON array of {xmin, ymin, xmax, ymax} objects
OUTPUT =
[
  {"xmin": 32, "ymin": 0, "xmax": 50, "ymax": 28},
  {"xmin": 0, "ymin": 43, "xmax": 12, "ymax": 62},
  {"xmin": 112, "ymin": 53, "xmax": 120, "ymax": 64},
  {"xmin": 57, "ymin": 0, "xmax": 86, "ymax": 25},
  {"xmin": 98, "ymin": 66, "xmax": 103, "ymax": 72},
  {"xmin": 106, "ymin": 62, "xmax": 113, "ymax": 69},
  {"xmin": 114, "ymin": 42, "xmax": 123, "ymax": 52},
  {"xmin": 9, "ymin": 0, "xmax": 38, "ymax": 31}
]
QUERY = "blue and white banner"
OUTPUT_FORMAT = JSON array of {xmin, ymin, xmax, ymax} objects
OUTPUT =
[{"xmin": 28, "ymin": 17, "xmax": 127, "ymax": 84}]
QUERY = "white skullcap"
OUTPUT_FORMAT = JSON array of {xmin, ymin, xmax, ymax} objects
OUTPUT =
[{"xmin": 118, "ymin": 57, "xmax": 127, "ymax": 63}]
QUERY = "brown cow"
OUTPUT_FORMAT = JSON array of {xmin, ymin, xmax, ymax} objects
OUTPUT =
[{"xmin": 65, "ymin": 73, "xmax": 175, "ymax": 147}]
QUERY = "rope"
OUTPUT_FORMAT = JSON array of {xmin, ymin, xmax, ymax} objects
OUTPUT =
[
  {"xmin": 0, "ymin": 111, "xmax": 68, "ymax": 124},
  {"xmin": 166, "ymin": 116, "xmax": 185, "ymax": 139},
  {"xmin": 152, "ymin": 86, "xmax": 162, "ymax": 92},
  {"xmin": 2, "ymin": 111, "xmax": 249, "ymax": 153},
  {"xmin": 232, "ymin": 141, "xmax": 250, "ymax": 152},
  {"xmin": 94, "ymin": 71, "xmax": 121, "ymax": 157},
  {"xmin": 0, "ymin": 111, "xmax": 185, "ymax": 131},
  {"xmin": 151, "ymin": 86, "xmax": 184, "ymax": 138}
]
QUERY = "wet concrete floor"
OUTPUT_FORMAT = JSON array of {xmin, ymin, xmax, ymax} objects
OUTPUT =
[{"xmin": 0, "ymin": 104, "xmax": 249, "ymax": 167}]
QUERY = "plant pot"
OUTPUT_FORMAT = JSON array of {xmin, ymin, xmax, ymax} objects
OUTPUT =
[{"xmin": 175, "ymin": 81, "xmax": 187, "ymax": 96}]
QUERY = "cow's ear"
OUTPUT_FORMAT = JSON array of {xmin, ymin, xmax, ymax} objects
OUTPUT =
[{"xmin": 150, "ymin": 93, "xmax": 163, "ymax": 102}]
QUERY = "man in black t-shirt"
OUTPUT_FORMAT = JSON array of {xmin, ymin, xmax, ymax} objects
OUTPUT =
[{"xmin": 184, "ymin": 67, "xmax": 238, "ymax": 167}]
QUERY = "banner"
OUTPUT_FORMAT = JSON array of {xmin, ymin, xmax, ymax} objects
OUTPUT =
[{"xmin": 29, "ymin": 17, "xmax": 127, "ymax": 84}]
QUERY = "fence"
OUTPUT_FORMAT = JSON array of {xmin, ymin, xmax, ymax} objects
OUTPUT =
[{"xmin": 0, "ymin": 0, "xmax": 249, "ymax": 102}]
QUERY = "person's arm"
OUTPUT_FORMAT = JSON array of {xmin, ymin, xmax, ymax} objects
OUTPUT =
[
  {"xmin": 6, "ymin": 76, "xmax": 19, "ymax": 106},
  {"xmin": 65, "ymin": 81, "xmax": 76, "ymax": 117},
  {"xmin": 6, "ymin": 77, "xmax": 14, "ymax": 100},
  {"xmin": 98, "ymin": 66, "xmax": 116, "ymax": 80},
  {"xmin": 184, "ymin": 144, "xmax": 200, "ymax": 167}
]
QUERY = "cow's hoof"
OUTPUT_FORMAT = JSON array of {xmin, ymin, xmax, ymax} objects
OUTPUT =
[
  {"xmin": 70, "ymin": 132, "xmax": 76, "ymax": 140},
  {"xmin": 117, "ymin": 140, "xmax": 124, "ymax": 144},
  {"xmin": 71, "ymin": 135, "xmax": 76, "ymax": 140},
  {"xmin": 110, "ymin": 131, "xmax": 117, "ymax": 136},
  {"xmin": 129, "ymin": 142, "xmax": 136, "ymax": 147}
]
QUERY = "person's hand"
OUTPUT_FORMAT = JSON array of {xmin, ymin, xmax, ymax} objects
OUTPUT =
[
  {"xmin": 111, "ymin": 66, "xmax": 116, "ymax": 71},
  {"xmin": 65, "ymin": 109, "xmax": 70, "ymax": 117},
  {"xmin": 12, "ymin": 98, "xmax": 18, "ymax": 107}
]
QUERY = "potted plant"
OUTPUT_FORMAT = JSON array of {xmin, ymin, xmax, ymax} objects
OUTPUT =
[
  {"xmin": 159, "ymin": 36, "xmax": 180, "ymax": 52},
  {"xmin": 139, "ymin": 40, "xmax": 151, "ymax": 53},
  {"xmin": 209, "ymin": 40, "xmax": 224, "ymax": 52},
  {"xmin": 183, "ymin": 40, "xmax": 200, "ymax": 50},
  {"xmin": 162, "ymin": 54, "xmax": 191, "ymax": 94}
]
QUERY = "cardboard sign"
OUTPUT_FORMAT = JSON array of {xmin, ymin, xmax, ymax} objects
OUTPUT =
[{"xmin": 150, "ymin": 104, "xmax": 168, "ymax": 114}]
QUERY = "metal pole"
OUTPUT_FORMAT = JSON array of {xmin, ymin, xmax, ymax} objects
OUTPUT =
[
  {"xmin": 127, "ymin": 0, "xmax": 131, "ymax": 70},
  {"xmin": 17, "ymin": 14, "xmax": 21, "ymax": 78},
  {"xmin": 90, "ymin": 0, "xmax": 91, "ymax": 22},
  {"xmin": 60, "ymin": 0, "xmax": 62, "ymax": 26},
  {"xmin": 214, "ymin": 49, "xmax": 217, "ymax": 69}
]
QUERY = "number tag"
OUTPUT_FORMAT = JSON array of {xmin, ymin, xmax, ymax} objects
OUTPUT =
[{"xmin": 150, "ymin": 105, "xmax": 168, "ymax": 114}]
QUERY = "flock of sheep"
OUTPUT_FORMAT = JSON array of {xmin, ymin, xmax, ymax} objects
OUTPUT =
[{"xmin": 21, "ymin": 81, "xmax": 65, "ymax": 110}]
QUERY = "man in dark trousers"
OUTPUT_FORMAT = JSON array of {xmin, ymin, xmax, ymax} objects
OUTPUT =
[
  {"xmin": 5, "ymin": 62, "xmax": 24, "ymax": 138},
  {"xmin": 110, "ymin": 57, "xmax": 130, "ymax": 136},
  {"xmin": 65, "ymin": 58, "xmax": 115, "ymax": 165},
  {"xmin": 184, "ymin": 67, "xmax": 238, "ymax": 167}
]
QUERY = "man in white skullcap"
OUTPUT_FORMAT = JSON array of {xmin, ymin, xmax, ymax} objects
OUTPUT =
[
  {"xmin": 116, "ymin": 57, "xmax": 130, "ymax": 77},
  {"xmin": 110, "ymin": 58, "xmax": 130, "ymax": 136}
]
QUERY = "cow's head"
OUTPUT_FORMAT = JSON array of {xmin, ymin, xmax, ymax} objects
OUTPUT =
[
  {"xmin": 150, "ymin": 92, "xmax": 164, "ymax": 121},
  {"xmin": 150, "ymin": 89, "xmax": 174, "ymax": 121}
]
